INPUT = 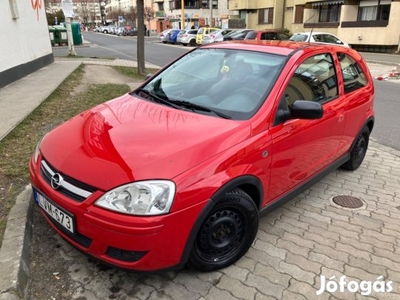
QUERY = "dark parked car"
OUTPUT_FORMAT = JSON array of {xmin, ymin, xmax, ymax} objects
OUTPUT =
[{"xmin": 30, "ymin": 40, "xmax": 374, "ymax": 273}]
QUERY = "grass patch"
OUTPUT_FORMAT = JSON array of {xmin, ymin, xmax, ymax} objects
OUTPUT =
[
  {"xmin": 0, "ymin": 64, "xmax": 146, "ymax": 246},
  {"xmin": 111, "ymin": 65, "xmax": 160, "ymax": 80}
]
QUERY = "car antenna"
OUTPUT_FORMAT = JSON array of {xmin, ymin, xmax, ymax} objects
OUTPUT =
[{"xmin": 304, "ymin": 8, "xmax": 317, "ymax": 43}]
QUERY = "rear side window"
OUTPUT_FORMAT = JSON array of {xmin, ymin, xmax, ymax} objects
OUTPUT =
[{"xmin": 337, "ymin": 53, "xmax": 368, "ymax": 93}]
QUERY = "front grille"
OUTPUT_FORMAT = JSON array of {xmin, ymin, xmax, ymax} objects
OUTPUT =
[
  {"xmin": 40, "ymin": 158, "xmax": 97, "ymax": 202},
  {"xmin": 47, "ymin": 215, "xmax": 92, "ymax": 248},
  {"xmin": 106, "ymin": 247, "xmax": 147, "ymax": 262}
]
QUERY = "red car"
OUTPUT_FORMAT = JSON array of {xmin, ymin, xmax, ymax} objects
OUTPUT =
[
  {"xmin": 245, "ymin": 30, "xmax": 290, "ymax": 41},
  {"xmin": 29, "ymin": 41, "xmax": 374, "ymax": 272}
]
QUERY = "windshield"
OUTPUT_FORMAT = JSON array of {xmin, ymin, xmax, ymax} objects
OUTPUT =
[
  {"xmin": 137, "ymin": 48, "xmax": 286, "ymax": 120},
  {"xmin": 290, "ymin": 34, "xmax": 308, "ymax": 42}
]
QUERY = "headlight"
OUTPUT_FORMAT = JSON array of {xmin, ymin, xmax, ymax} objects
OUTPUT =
[
  {"xmin": 95, "ymin": 180, "xmax": 176, "ymax": 216},
  {"xmin": 33, "ymin": 136, "xmax": 45, "ymax": 164}
]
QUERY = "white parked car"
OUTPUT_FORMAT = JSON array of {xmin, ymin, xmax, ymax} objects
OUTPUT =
[
  {"xmin": 290, "ymin": 32, "xmax": 350, "ymax": 47},
  {"xmin": 201, "ymin": 29, "xmax": 234, "ymax": 44},
  {"xmin": 177, "ymin": 29, "xmax": 198, "ymax": 46}
]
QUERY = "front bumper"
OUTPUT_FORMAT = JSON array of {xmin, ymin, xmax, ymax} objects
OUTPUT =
[{"xmin": 29, "ymin": 156, "xmax": 207, "ymax": 271}]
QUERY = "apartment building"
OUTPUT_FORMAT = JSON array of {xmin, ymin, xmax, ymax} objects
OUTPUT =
[{"xmin": 151, "ymin": 0, "xmax": 399, "ymax": 52}]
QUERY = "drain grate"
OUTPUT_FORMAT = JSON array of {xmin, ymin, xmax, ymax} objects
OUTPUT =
[{"xmin": 332, "ymin": 195, "xmax": 364, "ymax": 209}]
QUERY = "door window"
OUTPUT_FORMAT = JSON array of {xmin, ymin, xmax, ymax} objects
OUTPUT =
[{"xmin": 283, "ymin": 53, "xmax": 338, "ymax": 107}]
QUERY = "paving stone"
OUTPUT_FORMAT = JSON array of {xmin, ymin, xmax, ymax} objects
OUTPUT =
[
  {"xmin": 277, "ymin": 261, "xmax": 315, "ymax": 285},
  {"xmin": 359, "ymin": 235, "xmax": 395, "ymax": 251},
  {"xmin": 288, "ymin": 279, "xmax": 330, "ymax": 300},
  {"xmin": 281, "ymin": 290, "xmax": 307, "ymax": 300},
  {"xmin": 282, "ymin": 232, "xmax": 315, "ymax": 249},
  {"xmin": 273, "ymin": 219, "xmax": 305, "ymax": 236},
  {"xmin": 313, "ymin": 244, "xmax": 349, "ymax": 263},
  {"xmin": 221, "ymin": 264, "xmax": 249, "ymax": 282},
  {"xmin": 362, "ymin": 228, "xmax": 398, "ymax": 244},
  {"xmin": 285, "ymin": 252, "xmax": 322, "ymax": 274},
  {"xmin": 216, "ymin": 275, "xmax": 257, "ymax": 299},
  {"xmin": 252, "ymin": 240, "xmax": 287, "ymax": 260},
  {"xmin": 245, "ymin": 248, "xmax": 281, "ymax": 270},
  {"xmin": 371, "ymin": 255, "xmax": 400, "ymax": 272},
  {"xmin": 331, "ymin": 219, "xmax": 363, "ymax": 233},
  {"xmin": 339, "ymin": 236, "xmax": 374, "ymax": 252},
  {"xmin": 303, "ymin": 231, "xmax": 337, "ymax": 248},
  {"xmin": 173, "ymin": 272, "xmax": 213, "ymax": 296},
  {"xmin": 299, "ymin": 215, "xmax": 330, "ymax": 229},
  {"xmin": 335, "ymin": 242, "xmax": 371, "ymax": 261},
  {"xmin": 327, "ymin": 224, "xmax": 360, "ymax": 239},
  {"xmin": 253, "ymin": 263, "xmax": 291, "ymax": 287},
  {"xmin": 275, "ymin": 238, "xmax": 310, "ymax": 258},
  {"xmin": 278, "ymin": 215, "xmax": 309, "ymax": 230},
  {"xmin": 308, "ymin": 252, "xmax": 345, "ymax": 272},
  {"xmin": 204, "ymin": 286, "xmax": 241, "ymax": 300},
  {"xmin": 245, "ymin": 273, "xmax": 285, "ymax": 298}
]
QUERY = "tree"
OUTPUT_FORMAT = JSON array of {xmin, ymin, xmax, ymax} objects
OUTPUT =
[
  {"xmin": 144, "ymin": 6, "xmax": 155, "ymax": 29},
  {"xmin": 137, "ymin": 0, "xmax": 145, "ymax": 75}
]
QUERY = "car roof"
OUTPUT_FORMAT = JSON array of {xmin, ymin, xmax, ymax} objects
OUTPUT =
[
  {"xmin": 292, "ymin": 31, "xmax": 339, "ymax": 36},
  {"xmin": 200, "ymin": 40, "xmax": 358, "ymax": 57}
]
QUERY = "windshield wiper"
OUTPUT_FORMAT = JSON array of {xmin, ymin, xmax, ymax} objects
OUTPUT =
[
  {"xmin": 168, "ymin": 100, "xmax": 232, "ymax": 119},
  {"xmin": 137, "ymin": 89, "xmax": 182, "ymax": 109}
]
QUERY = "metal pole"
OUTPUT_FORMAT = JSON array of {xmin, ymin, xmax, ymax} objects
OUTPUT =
[
  {"xmin": 65, "ymin": 17, "xmax": 77, "ymax": 56},
  {"xmin": 209, "ymin": 0, "xmax": 212, "ymax": 26},
  {"xmin": 181, "ymin": 0, "xmax": 185, "ymax": 29}
]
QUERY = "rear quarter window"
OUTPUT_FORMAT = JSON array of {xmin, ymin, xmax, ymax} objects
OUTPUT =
[{"xmin": 337, "ymin": 53, "xmax": 368, "ymax": 93}]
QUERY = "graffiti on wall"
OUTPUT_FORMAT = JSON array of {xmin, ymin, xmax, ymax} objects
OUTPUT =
[{"xmin": 31, "ymin": 0, "xmax": 42, "ymax": 20}]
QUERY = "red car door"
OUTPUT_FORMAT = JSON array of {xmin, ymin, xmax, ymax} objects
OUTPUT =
[{"xmin": 267, "ymin": 52, "xmax": 346, "ymax": 202}]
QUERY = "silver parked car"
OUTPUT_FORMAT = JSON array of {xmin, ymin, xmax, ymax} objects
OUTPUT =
[
  {"xmin": 177, "ymin": 29, "xmax": 198, "ymax": 46},
  {"xmin": 201, "ymin": 29, "xmax": 234, "ymax": 44},
  {"xmin": 159, "ymin": 29, "xmax": 173, "ymax": 43}
]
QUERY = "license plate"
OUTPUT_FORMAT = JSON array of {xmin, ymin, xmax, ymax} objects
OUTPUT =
[{"xmin": 33, "ymin": 190, "xmax": 75, "ymax": 233}]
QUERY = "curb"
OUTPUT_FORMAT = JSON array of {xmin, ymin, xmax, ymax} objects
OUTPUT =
[{"xmin": 0, "ymin": 185, "xmax": 32, "ymax": 300}]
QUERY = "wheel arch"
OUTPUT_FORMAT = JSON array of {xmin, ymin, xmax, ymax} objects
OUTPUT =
[{"xmin": 179, "ymin": 175, "xmax": 263, "ymax": 265}]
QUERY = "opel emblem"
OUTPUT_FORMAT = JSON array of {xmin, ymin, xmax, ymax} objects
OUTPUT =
[{"xmin": 51, "ymin": 173, "xmax": 63, "ymax": 190}]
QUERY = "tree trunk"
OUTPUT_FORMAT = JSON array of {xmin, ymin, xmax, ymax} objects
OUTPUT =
[{"xmin": 136, "ymin": 0, "xmax": 146, "ymax": 75}]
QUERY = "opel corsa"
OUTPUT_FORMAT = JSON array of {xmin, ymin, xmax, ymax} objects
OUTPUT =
[{"xmin": 29, "ymin": 41, "xmax": 375, "ymax": 272}]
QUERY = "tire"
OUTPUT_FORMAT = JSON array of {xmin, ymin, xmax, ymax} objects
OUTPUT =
[
  {"xmin": 189, "ymin": 39, "xmax": 196, "ymax": 47},
  {"xmin": 187, "ymin": 188, "xmax": 258, "ymax": 272},
  {"xmin": 341, "ymin": 126, "xmax": 370, "ymax": 171},
  {"xmin": 182, "ymin": 43, "xmax": 187, "ymax": 46}
]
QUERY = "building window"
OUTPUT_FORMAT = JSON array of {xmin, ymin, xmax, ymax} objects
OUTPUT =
[
  {"xmin": 358, "ymin": 0, "xmax": 391, "ymax": 21},
  {"xmin": 318, "ymin": 4, "xmax": 340, "ymax": 22},
  {"xmin": 258, "ymin": 8, "xmax": 273, "ymax": 24},
  {"xmin": 294, "ymin": 5, "xmax": 304, "ymax": 24}
]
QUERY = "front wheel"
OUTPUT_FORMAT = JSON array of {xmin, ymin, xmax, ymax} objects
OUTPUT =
[
  {"xmin": 341, "ymin": 126, "xmax": 370, "ymax": 171},
  {"xmin": 187, "ymin": 188, "xmax": 258, "ymax": 272}
]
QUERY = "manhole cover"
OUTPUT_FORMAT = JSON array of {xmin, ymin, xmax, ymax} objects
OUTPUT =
[{"xmin": 332, "ymin": 195, "xmax": 364, "ymax": 209}]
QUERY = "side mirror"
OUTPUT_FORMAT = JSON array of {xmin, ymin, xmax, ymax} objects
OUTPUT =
[{"xmin": 291, "ymin": 100, "xmax": 323, "ymax": 119}]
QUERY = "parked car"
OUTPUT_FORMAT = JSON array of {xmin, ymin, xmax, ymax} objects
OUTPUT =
[
  {"xmin": 115, "ymin": 26, "xmax": 126, "ymax": 36},
  {"xmin": 177, "ymin": 29, "xmax": 198, "ymax": 46},
  {"xmin": 168, "ymin": 29, "xmax": 181, "ymax": 44},
  {"xmin": 290, "ymin": 32, "xmax": 350, "ymax": 47},
  {"xmin": 223, "ymin": 29, "xmax": 254, "ymax": 41},
  {"xmin": 245, "ymin": 30, "xmax": 290, "ymax": 41},
  {"xmin": 202, "ymin": 29, "xmax": 234, "ymax": 44},
  {"xmin": 125, "ymin": 27, "xmax": 138, "ymax": 36},
  {"xmin": 196, "ymin": 27, "xmax": 219, "ymax": 45},
  {"xmin": 30, "ymin": 40, "xmax": 374, "ymax": 273},
  {"xmin": 159, "ymin": 29, "xmax": 172, "ymax": 43}
]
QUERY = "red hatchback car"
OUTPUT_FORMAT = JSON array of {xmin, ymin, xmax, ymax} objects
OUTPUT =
[{"xmin": 29, "ymin": 40, "xmax": 374, "ymax": 272}]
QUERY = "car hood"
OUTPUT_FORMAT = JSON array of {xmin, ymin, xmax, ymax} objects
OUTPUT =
[{"xmin": 41, "ymin": 94, "xmax": 251, "ymax": 191}]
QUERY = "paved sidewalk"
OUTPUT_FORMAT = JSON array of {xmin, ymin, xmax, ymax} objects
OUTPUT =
[{"xmin": 0, "ymin": 56, "xmax": 399, "ymax": 299}]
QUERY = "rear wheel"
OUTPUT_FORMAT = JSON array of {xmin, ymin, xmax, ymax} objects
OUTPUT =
[
  {"xmin": 187, "ymin": 188, "xmax": 258, "ymax": 272},
  {"xmin": 189, "ymin": 39, "xmax": 196, "ymax": 46},
  {"xmin": 341, "ymin": 126, "xmax": 370, "ymax": 170}
]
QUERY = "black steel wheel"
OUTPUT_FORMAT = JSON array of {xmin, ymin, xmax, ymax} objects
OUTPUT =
[
  {"xmin": 341, "ymin": 126, "xmax": 370, "ymax": 170},
  {"xmin": 187, "ymin": 188, "xmax": 258, "ymax": 272}
]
